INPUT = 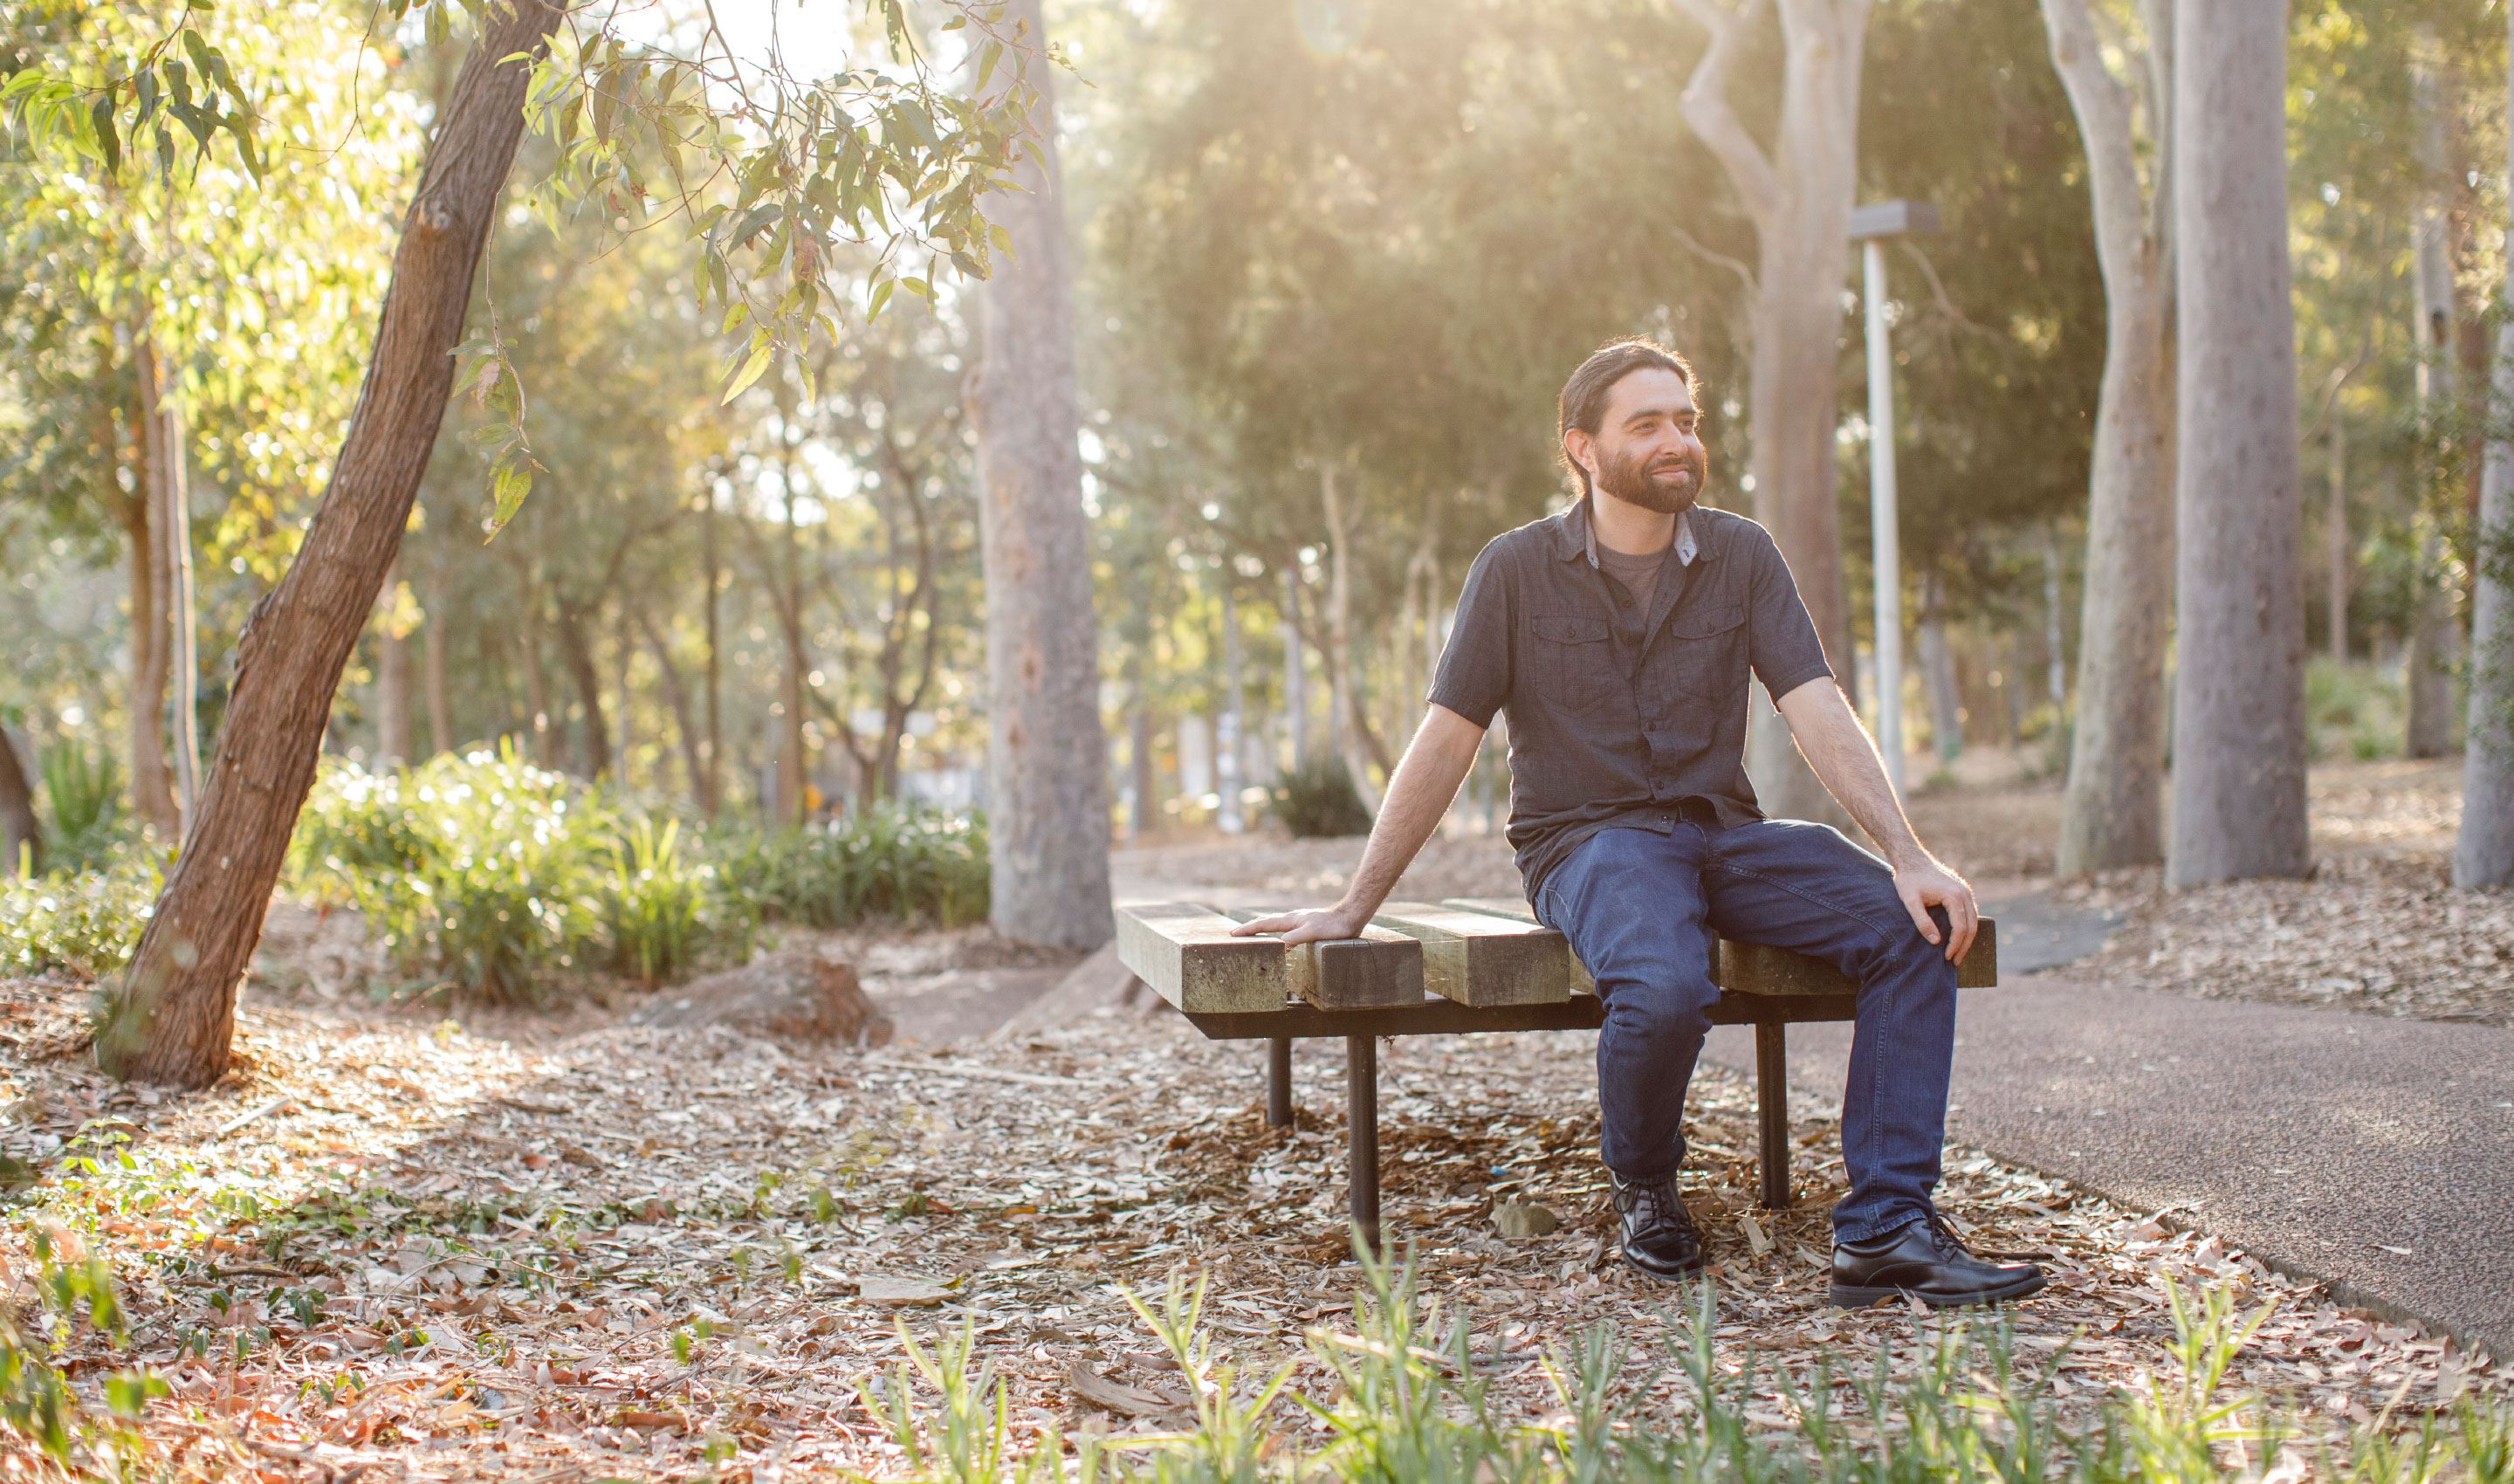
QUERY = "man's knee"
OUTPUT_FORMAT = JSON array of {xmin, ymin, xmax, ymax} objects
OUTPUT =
[{"xmin": 1601, "ymin": 971, "xmax": 1720, "ymax": 1043}]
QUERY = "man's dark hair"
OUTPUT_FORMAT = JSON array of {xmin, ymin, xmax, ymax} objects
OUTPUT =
[{"xmin": 1557, "ymin": 338, "xmax": 1700, "ymax": 496}]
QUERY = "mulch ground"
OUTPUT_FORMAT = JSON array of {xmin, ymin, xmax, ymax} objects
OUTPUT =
[{"xmin": 1, "ymin": 960, "xmax": 2503, "ymax": 1480}]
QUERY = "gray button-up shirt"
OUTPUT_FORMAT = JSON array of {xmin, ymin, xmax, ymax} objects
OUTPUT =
[{"xmin": 1427, "ymin": 498, "xmax": 1835, "ymax": 898}]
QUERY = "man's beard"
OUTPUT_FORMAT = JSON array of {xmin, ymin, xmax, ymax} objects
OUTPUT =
[{"xmin": 1594, "ymin": 446, "xmax": 1705, "ymax": 516}]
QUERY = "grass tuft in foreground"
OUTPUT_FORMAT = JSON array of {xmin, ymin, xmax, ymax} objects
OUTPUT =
[{"xmin": 858, "ymin": 1241, "xmax": 2514, "ymax": 1484}]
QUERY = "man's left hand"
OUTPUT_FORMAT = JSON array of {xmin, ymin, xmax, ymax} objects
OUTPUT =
[{"xmin": 1892, "ymin": 856, "xmax": 1978, "ymax": 965}]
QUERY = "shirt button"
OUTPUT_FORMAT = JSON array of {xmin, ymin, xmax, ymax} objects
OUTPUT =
[{"xmin": 1618, "ymin": 597, "xmax": 1631, "ymax": 608}]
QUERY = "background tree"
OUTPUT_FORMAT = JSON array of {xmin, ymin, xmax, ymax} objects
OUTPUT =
[
  {"xmin": 2166, "ymin": 0, "xmax": 2308, "ymax": 887},
  {"xmin": 967, "ymin": 0, "xmax": 1113, "ymax": 950},
  {"xmin": 2040, "ymin": 0, "xmax": 2175, "ymax": 876},
  {"xmin": 2459, "ymin": 3, "xmax": 2514, "ymax": 890}
]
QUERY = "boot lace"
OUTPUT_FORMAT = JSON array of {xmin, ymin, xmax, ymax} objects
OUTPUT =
[{"xmin": 1616, "ymin": 1177, "xmax": 1694, "ymax": 1233}]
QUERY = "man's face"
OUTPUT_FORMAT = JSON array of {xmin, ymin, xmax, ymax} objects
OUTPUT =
[{"xmin": 1567, "ymin": 367, "xmax": 1707, "ymax": 516}]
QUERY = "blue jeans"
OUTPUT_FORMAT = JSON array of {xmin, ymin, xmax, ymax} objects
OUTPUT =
[{"xmin": 1535, "ymin": 820, "xmax": 1957, "ymax": 1242}]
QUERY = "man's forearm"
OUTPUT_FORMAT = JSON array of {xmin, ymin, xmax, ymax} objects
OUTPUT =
[
  {"xmin": 1776, "ymin": 681, "xmax": 1929, "ymax": 868},
  {"xmin": 1334, "ymin": 708, "xmax": 1486, "ymax": 919}
]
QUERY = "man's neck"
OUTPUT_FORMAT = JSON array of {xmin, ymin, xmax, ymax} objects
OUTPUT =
[{"xmin": 1590, "ymin": 487, "xmax": 1681, "ymax": 557}]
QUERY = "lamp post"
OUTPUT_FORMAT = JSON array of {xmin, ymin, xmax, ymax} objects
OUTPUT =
[{"xmin": 1848, "ymin": 198, "xmax": 1939, "ymax": 799}]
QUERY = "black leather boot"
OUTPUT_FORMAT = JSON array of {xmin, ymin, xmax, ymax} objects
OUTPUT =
[
  {"xmin": 1610, "ymin": 1172, "xmax": 1706, "ymax": 1280},
  {"xmin": 1831, "ymin": 1213, "xmax": 2046, "ymax": 1309}
]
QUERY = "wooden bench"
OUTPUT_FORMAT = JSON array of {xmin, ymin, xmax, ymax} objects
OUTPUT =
[{"xmin": 1114, "ymin": 898, "xmax": 1996, "ymax": 1254}]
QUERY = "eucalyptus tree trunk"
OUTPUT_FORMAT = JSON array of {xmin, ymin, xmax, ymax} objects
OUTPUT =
[
  {"xmin": 2456, "ymin": 10, "xmax": 2514, "ymax": 889},
  {"xmin": 2328, "ymin": 415, "xmax": 2349, "ymax": 663},
  {"xmin": 425, "ymin": 541, "xmax": 453, "ymax": 758},
  {"xmin": 374, "ymin": 560, "xmax": 411, "ymax": 766},
  {"xmin": 1917, "ymin": 573, "xmax": 1961, "ymax": 765},
  {"xmin": 1672, "ymin": 0, "xmax": 1865, "ymax": 831},
  {"xmin": 1319, "ymin": 464, "xmax": 1384, "ymax": 814},
  {"xmin": 965, "ymin": 0, "xmax": 1112, "ymax": 949},
  {"xmin": 2407, "ymin": 36, "xmax": 2462, "ymax": 759},
  {"xmin": 0, "ymin": 725, "xmax": 40, "ymax": 876},
  {"xmin": 98, "ymin": 0, "xmax": 567, "ymax": 1087},
  {"xmin": 127, "ymin": 340, "xmax": 179, "ymax": 842},
  {"xmin": 2164, "ymin": 0, "xmax": 2308, "ymax": 888},
  {"xmin": 2043, "ymin": 0, "xmax": 2176, "ymax": 876}
]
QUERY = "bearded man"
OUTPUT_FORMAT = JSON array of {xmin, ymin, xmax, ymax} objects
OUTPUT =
[{"xmin": 1233, "ymin": 338, "xmax": 2044, "ymax": 1309}]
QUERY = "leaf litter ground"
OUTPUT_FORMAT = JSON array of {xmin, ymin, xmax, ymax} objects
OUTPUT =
[{"xmin": 2, "ymin": 948, "xmax": 2504, "ymax": 1481}]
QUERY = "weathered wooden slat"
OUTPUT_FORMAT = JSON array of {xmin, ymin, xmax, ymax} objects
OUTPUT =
[
  {"xmin": 1113, "ymin": 902, "xmax": 1288, "ymax": 1013},
  {"xmin": 1439, "ymin": 897, "xmax": 1593, "ymax": 994},
  {"xmin": 1441, "ymin": 898, "xmax": 1998, "ymax": 993},
  {"xmin": 1370, "ymin": 902, "xmax": 1570, "ymax": 1007},
  {"xmin": 1218, "ymin": 907, "xmax": 1425, "ymax": 1010}
]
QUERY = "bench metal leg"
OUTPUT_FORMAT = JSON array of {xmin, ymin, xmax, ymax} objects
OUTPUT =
[
  {"xmin": 1346, "ymin": 1034, "xmax": 1379, "ymax": 1254},
  {"xmin": 1755, "ymin": 1020, "xmax": 1790, "ymax": 1209},
  {"xmin": 1266, "ymin": 1038, "xmax": 1294, "ymax": 1127}
]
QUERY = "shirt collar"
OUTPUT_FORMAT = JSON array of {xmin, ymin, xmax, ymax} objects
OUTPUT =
[{"xmin": 1566, "ymin": 493, "xmax": 1698, "ymax": 569}]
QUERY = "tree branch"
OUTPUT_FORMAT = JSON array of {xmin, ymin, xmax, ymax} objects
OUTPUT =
[
  {"xmin": 1669, "ymin": 0, "xmax": 1782, "ymax": 230},
  {"xmin": 1669, "ymin": 223, "xmax": 1757, "ymax": 293}
]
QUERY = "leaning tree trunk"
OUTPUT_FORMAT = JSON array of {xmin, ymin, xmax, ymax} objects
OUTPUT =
[
  {"xmin": 965, "ymin": 0, "xmax": 1112, "ymax": 950},
  {"xmin": 2164, "ymin": 0, "xmax": 2308, "ymax": 888},
  {"xmin": 2407, "ymin": 34, "xmax": 2462, "ymax": 759},
  {"xmin": 1674, "ymin": 0, "xmax": 1868, "ymax": 832},
  {"xmin": 2457, "ymin": 9, "xmax": 2514, "ymax": 889},
  {"xmin": 98, "ymin": 0, "xmax": 566, "ymax": 1087},
  {"xmin": 2045, "ymin": 0, "xmax": 2177, "ymax": 876}
]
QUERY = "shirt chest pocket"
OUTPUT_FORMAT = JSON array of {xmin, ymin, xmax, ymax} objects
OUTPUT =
[
  {"xmin": 1660, "ymin": 601, "xmax": 1748, "ymax": 699},
  {"xmin": 1528, "ymin": 613, "xmax": 1619, "ymax": 713}
]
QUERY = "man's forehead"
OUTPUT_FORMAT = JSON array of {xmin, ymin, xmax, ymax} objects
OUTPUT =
[{"xmin": 1604, "ymin": 367, "xmax": 1695, "ymax": 423}]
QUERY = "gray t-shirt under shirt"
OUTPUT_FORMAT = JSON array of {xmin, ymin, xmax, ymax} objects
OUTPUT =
[{"xmin": 1594, "ymin": 540, "xmax": 1671, "ymax": 614}]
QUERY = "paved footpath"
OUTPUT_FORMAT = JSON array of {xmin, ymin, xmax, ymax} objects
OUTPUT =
[{"xmin": 1703, "ymin": 894, "xmax": 2514, "ymax": 1361}]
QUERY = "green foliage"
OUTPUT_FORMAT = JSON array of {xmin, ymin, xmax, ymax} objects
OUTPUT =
[
  {"xmin": 0, "ymin": 1226, "xmax": 165, "ymax": 1469},
  {"xmin": 36, "ymin": 740, "xmax": 121, "ymax": 872},
  {"xmin": 601, "ymin": 816, "xmax": 738, "ymax": 988},
  {"xmin": 288, "ymin": 752, "xmax": 982, "ymax": 1000},
  {"xmin": 1268, "ymin": 757, "xmax": 1372, "ymax": 839},
  {"xmin": 854, "ymin": 1242, "xmax": 2514, "ymax": 1484},
  {"xmin": 290, "ymin": 745, "xmax": 612, "ymax": 1002},
  {"xmin": 715, "ymin": 803, "xmax": 990, "ymax": 931},
  {"xmin": 0, "ymin": 848, "xmax": 160, "ymax": 979},
  {"xmin": 2307, "ymin": 659, "xmax": 2405, "ymax": 763}
]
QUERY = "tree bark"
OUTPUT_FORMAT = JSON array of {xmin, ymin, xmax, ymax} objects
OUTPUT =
[
  {"xmin": 97, "ymin": 0, "xmax": 567, "ymax": 1088},
  {"xmin": 127, "ymin": 344, "xmax": 179, "ymax": 842},
  {"xmin": 702, "ymin": 477, "xmax": 723, "ymax": 818},
  {"xmin": 1917, "ymin": 573, "xmax": 1961, "ymax": 766},
  {"xmin": 2327, "ymin": 413, "xmax": 2348, "ymax": 663},
  {"xmin": 2456, "ymin": 8, "xmax": 2514, "ymax": 888},
  {"xmin": 2408, "ymin": 34, "xmax": 2462, "ymax": 759},
  {"xmin": 639, "ymin": 611, "xmax": 710, "ymax": 811},
  {"xmin": 2164, "ymin": 0, "xmax": 2309, "ymax": 888},
  {"xmin": 965, "ymin": 0, "xmax": 1112, "ymax": 950},
  {"xmin": 1281, "ymin": 567, "xmax": 1308, "ymax": 771},
  {"xmin": 1672, "ymin": 0, "xmax": 1867, "ymax": 831},
  {"xmin": 0, "ymin": 725, "xmax": 41, "ymax": 876},
  {"xmin": 1320, "ymin": 464, "xmax": 1385, "ymax": 811},
  {"xmin": 555, "ymin": 601, "xmax": 610, "ymax": 780},
  {"xmin": 424, "ymin": 541, "xmax": 453, "ymax": 757},
  {"xmin": 374, "ymin": 560, "xmax": 411, "ymax": 767},
  {"xmin": 155, "ymin": 369, "xmax": 202, "ymax": 835},
  {"xmin": 2044, "ymin": 0, "xmax": 2177, "ymax": 876}
]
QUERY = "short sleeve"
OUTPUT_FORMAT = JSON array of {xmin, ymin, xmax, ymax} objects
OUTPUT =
[
  {"xmin": 1744, "ymin": 529, "xmax": 1834, "ymax": 708},
  {"xmin": 1426, "ymin": 539, "xmax": 1514, "ymax": 728}
]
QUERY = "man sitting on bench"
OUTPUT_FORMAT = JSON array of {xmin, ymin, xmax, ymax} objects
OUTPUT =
[{"xmin": 1232, "ymin": 339, "xmax": 2043, "ymax": 1309}]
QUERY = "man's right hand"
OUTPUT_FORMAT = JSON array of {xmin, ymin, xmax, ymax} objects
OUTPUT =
[{"xmin": 1229, "ymin": 903, "xmax": 1371, "ymax": 947}]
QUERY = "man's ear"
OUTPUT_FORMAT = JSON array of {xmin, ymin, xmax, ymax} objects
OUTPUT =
[{"xmin": 1563, "ymin": 427, "xmax": 1597, "ymax": 484}]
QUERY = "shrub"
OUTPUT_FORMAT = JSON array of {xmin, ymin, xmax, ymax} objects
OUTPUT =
[
  {"xmin": 2307, "ymin": 657, "xmax": 2404, "ymax": 762},
  {"xmin": 0, "ymin": 849, "xmax": 161, "ymax": 979},
  {"xmin": 1269, "ymin": 757, "xmax": 1374, "ymax": 838},
  {"xmin": 716, "ymin": 803, "xmax": 989, "ymax": 930},
  {"xmin": 602, "ymin": 817, "xmax": 750, "ymax": 987},
  {"xmin": 291, "ymin": 746, "xmax": 618, "ymax": 1003},
  {"xmin": 38, "ymin": 742, "xmax": 124, "ymax": 871}
]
